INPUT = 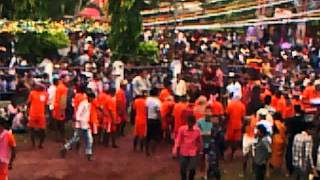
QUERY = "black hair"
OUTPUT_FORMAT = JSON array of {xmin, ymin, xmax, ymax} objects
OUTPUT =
[
  {"xmin": 273, "ymin": 112, "xmax": 283, "ymax": 121},
  {"xmin": 108, "ymin": 87, "xmax": 116, "ymax": 95},
  {"xmin": 0, "ymin": 117, "xmax": 7, "ymax": 128},
  {"xmin": 294, "ymin": 105, "xmax": 303, "ymax": 114},
  {"xmin": 264, "ymin": 95, "xmax": 272, "ymax": 105},
  {"xmin": 78, "ymin": 84, "xmax": 87, "ymax": 93},
  {"xmin": 187, "ymin": 115, "xmax": 196, "ymax": 125},
  {"xmin": 53, "ymin": 78, "xmax": 59, "ymax": 85},
  {"xmin": 303, "ymin": 122, "xmax": 315, "ymax": 132},
  {"xmin": 86, "ymin": 90, "xmax": 96, "ymax": 99},
  {"xmin": 150, "ymin": 88, "xmax": 159, "ymax": 96},
  {"xmin": 257, "ymin": 124, "xmax": 268, "ymax": 136}
]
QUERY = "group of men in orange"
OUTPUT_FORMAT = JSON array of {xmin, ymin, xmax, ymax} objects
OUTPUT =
[{"xmin": 3, "ymin": 67, "xmax": 320, "ymax": 179}]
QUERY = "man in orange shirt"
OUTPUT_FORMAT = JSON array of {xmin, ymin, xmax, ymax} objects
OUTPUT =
[
  {"xmin": 96, "ymin": 87, "xmax": 109, "ymax": 144},
  {"xmin": 116, "ymin": 80, "xmax": 128, "ymax": 136},
  {"xmin": 159, "ymin": 80, "xmax": 172, "ymax": 102},
  {"xmin": 27, "ymin": 83, "xmax": 48, "ymax": 148},
  {"xmin": 90, "ymin": 97, "xmax": 99, "ymax": 144},
  {"xmin": 0, "ymin": 118, "xmax": 16, "ymax": 180},
  {"xmin": 226, "ymin": 95, "xmax": 246, "ymax": 160},
  {"xmin": 132, "ymin": 93, "xmax": 147, "ymax": 152},
  {"xmin": 271, "ymin": 91, "xmax": 282, "ymax": 109},
  {"xmin": 209, "ymin": 94, "xmax": 224, "ymax": 116},
  {"xmin": 173, "ymin": 96, "xmax": 188, "ymax": 137},
  {"xmin": 53, "ymin": 74, "xmax": 70, "ymax": 141},
  {"xmin": 160, "ymin": 96, "xmax": 175, "ymax": 142},
  {"xmin": 102, "ymin": 88, "xmax": 118, "ymax": 148}
]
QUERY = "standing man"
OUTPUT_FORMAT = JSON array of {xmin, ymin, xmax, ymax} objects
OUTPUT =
[
  {"xmin": 47, "ymin": 78, "xmax": 59, "ymax": 129},
  {"xmin": 292, "ymin": 122, "xmax": 317, "ymax": 179},
  {"xmin": 254, "ymin": 124, "xmax": 272, "ymax": 180},
  {"xmin": 61, "ymin": 91, "xmax": 96, "ymax": 161},
  {"xmin": 145, "ymin": 88, "xmax": 162, "ymax": 156},
  {"xmin": 0, "ymin": 118, "xmax": 16, "ymax": 180},
  {"xmin": 132, "ymin": 70, "xmax": 151, "ymax": 98},
  {"xmin": 173, "ymin": 96, "xmax": 188, "ymax": 137},
  {"xmin": 132, "ymin": 93, "xmax": 147, "ymax": 152},
  {"xmin": 116, "ymin": 80, "xmax": 128, "ymax": 136},
  {"xmin": 27, "ymin": 82, "xmax": 48, "ymax": 148},
  {"xmin": 53, "ymin": 74, "xmax": 69, "ymax": 141},
  {"xmin": 173, "ymin": 115, "xmax": 202, "ymax": 180},
  {"xmin": 225, "ymin": 95, "xmax": 246, "ymax": 160},
  {"xmin": 102, "ymin": 88, "xmax": 118, "ymax": 148}
]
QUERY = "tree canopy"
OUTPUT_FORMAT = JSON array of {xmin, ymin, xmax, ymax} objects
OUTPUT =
[
  {"xmin": 0, "ymin": 0, "xmax": 89, "ymax": 20},
  {"xmin": 108, "ymin": 0, "xmax": 144, "ymax": 62}
]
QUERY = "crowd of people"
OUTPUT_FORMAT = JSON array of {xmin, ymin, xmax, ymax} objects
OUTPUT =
[{"xmin": 1, "ymin": 28, "xmax": 320, "ymax": 180}]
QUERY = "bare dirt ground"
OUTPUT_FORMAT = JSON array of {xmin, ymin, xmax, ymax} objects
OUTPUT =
[{"xmin": 9, "ymin": 128, "xmax": 289, "ymax": 180}]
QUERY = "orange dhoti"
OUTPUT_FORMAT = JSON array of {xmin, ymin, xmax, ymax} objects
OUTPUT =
[
  {"xmin": 134, "ymin": 122, "xmax": 147, "ymax": 138},
  {"xmin": 28, "ymin": 116, "xmax": 46, "ymax": 129}
]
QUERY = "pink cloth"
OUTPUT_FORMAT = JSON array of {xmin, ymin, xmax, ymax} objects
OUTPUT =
[
  {"xmin": 173, "ymin": 125, "xmax": 202, "ymax": 157},
  {"xmin": 0, "ymin": 130, "xmax": 16, "ymax": 164}
]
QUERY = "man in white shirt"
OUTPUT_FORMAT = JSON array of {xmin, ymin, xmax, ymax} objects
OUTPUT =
[
  {"xmin": 60, "ymin": 91, "xmax": 95, "ymax": 161},
  {"xmin": 226, "ymin": 73, "xmax": 242, "ymax": 100},
  {"xmin": 39, "ymin": 58, "xmax": 53, "ymax": 82},
  {"xmin": 47, "ymin": 78, "xmax": 59, "ymax": 128},
  {"xmin": 174, "ymin": 74, "xmax": 187, "ymax": 99},
  {"xmin": 132, "ymin": 70, "xmax": 151, "ymax": 98},
  {"xmin": 145, "ymin": 88, "xmax": 162, "ymax": 156}
]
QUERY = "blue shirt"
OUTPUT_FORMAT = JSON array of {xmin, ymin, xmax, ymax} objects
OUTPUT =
[{"xmin": 197, "ymin": 119, "xmax": 213, "ymax": 148}]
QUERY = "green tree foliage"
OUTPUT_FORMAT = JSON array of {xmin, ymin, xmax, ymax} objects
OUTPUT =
[
  {"xmin": 15, "ymin": 32, "xmax": 70, "ymax": 63},
  {"xmin": 0, "ymin": 0, "xmax": 89, "ymax": 20},
  {"xmin": 137, "ymin": 40, "xmax": 159, "ymax": 64},
  {"xmin": 109, "ymin": 0, "xmax": 143, "ymax": 62}
]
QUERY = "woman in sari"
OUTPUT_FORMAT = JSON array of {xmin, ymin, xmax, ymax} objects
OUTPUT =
[{"xmin": 270, "ymin": 112, "xmax": 286, "ymax": 171}]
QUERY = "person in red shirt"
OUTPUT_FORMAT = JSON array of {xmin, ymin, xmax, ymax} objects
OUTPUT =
[
  {"xmin": 116, "ymin": 81, "xmax": 128, "ymax": 136},
  {"xmin": 27, "ymin": 83, "xmax": 48, "ymax": 148},
  {"xmin": 173, "ymin": 115, "xmax": 202, "ymax": 180},
  {"xmin": 225, "ymin": 96, "xmax": 246, "ymax": 160},
  {"xmin": 210, "ymin": 94, "xmax": 224, "ymax": 116},
  {"xmin": 160, "ymin": 96, "xmax": 175, "ymax": 142},
  {"xmin": 173, "ymin": 96, "xmax": 188, "ymax": 137},
  {"xmin": 97, "ymin": 87, "xmax": 109, "ymax": 143},
  {"xmin": 90, "ymin": 97, "xmax": 99, "ymax": 143},
  {"xmin": 52, "ymin": 74, "xmax": 70, "ymax": 141},
  {"xmin": 0, "ymin": 118, "xmax": 16, "ymax": 180},
  {"xmin": 102, "ymin": 88, "xmax": 118, "ymax": 148},
  {"xmin": 159, "ymin": 81, "xmax": 172, "ymax": 102},
  {"xmin": 132, "ymin": 93, "xmax": 147, "ymax": 152}
]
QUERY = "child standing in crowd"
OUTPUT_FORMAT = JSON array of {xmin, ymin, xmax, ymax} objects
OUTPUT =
[
  {"xmin": 197, "ymin": 106, "xmax": 213, "ymax": 180},
  {"xmin": 207, "ymin": 124, "xmax": 222, "ymax": 180},
  {"xmin": 0, "ymin": 118, "xmax": 16, "ymax": 180}
]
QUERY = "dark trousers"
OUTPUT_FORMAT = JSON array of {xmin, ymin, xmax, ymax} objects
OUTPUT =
[
  {"xmin": 255, "ymin": 164, "xmax": 266, "ymax": 180},
  {"xmin": 55, "ymin": 120, "xmax": 65, "ymax": 140},
  {"xmin": 180, "ymin": 156, "xmax": 197, "ymax": 180},
  {"xmin": 293, "ymin": 167, "xmax": 309, "ymax": 180}
]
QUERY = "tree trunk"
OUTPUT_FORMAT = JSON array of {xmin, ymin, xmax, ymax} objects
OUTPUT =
[{"xmin": 75, "ymin": 0, "xmax": 83, "ymax": 15}]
